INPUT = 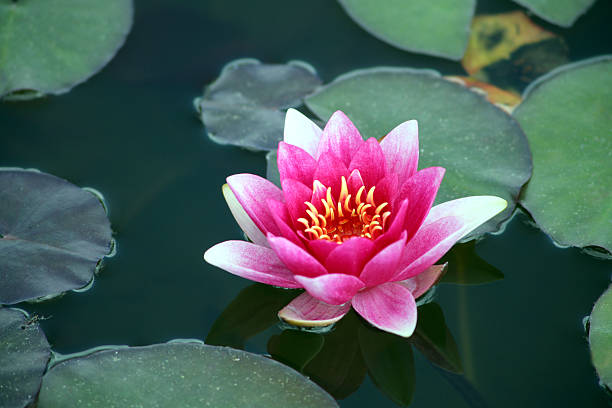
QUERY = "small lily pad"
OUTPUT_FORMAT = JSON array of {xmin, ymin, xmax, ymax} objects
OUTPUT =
[
  {"xmin": 195, "ymin": 59, "xmax": 322, "ymax": 151},
  {"xmin": 305, "ymin": 67, "xmax": 532, "ymax": 237},
  {"xmin": 0, "ymin": 169, "xmax": 113, "ymax": 304},
  {"xmin": 37, "ymin": 342, "xmax": 337, "ymax": 408},
  {"xmin": 589, "ymin": 284, "xmax": 612, "ymax": 390},
  {"xmin": 337, "ymin": 0, "xmax": 475, "ymax": 60},
  {"xmin": 513, "ymin": 56, "xmax": 612, "ymax": 253},
  {"xmin": 0, "ymin": 308, "xmax": 51, "ymax": 408},
  {"xmin": 0, "ymin": 0, "xmax": 133, "ymax": 99},
  {"xmin": 511, "ymin": 0, "xmax": 597, "ymax": 27}
]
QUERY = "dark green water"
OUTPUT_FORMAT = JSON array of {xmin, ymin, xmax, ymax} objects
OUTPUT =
[{"xmin": 1, "ymin": 0, "xmax": 611, "ymax": 406}]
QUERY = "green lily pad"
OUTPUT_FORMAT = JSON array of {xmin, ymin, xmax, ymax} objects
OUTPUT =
[
  {"xmin": 358, "ymin": 324, "xmax": 415, "ymax": 407},
  {"xmin": 37, "ymin": 341, "xmax": 338, "ymax": 408},
  {"xmin": 0, "ymin": 169, "xmax": 113, "ymax": 304},
  {"xmin": 0, "ymin": 0, "xmax": 133, "ymax": 99},
  {"xmin": 511, "ymin": 0, "xmax": 597, "ymax": 27},
  {"xmin": 195, "ymin": 59, "xmax": 322, "ymax": 151},
  {"xmin": 513, "ymin": 56, "xmax": 612, "ymax": 253},
  {"xmin": 305, "ymin": 67, "xmax": 532, "ymax": 237},
  {"xmin": 589, "ymin": 284, "xmax": 612, "ymax": 390},
  {"xmin": 0, "ymin": 308, "xmax": 51, "ymax": 408},
  {"xmin": 337, "ymin": 0, "xmax": 475, "ymax": 60}
]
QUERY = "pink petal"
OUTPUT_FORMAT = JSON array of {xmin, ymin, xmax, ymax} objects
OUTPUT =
[
  {"xmin": 380, "ymin": 120, "xmax": 419, "ymax": 182},
  {"xmin": 267, "ymin": 234, "xmax": 328, "ymax": 278},
  {"xmin": 315, "ymin": 111, "xmax": 364, "ymax": 166},
  {"xmin": 348, "ymin": 137, "xmax": 386, "ymax": 187},
  {"xmin": 204, "ymin": 241, "xmax": 300, "ymax": 288},
  {"xmin": 394, "ymin": 196, "xmax": 507, "ymax": 281},
  {"xmin": 277, "ymin": 142, "xmax": 316, "ymax": 186},
  {"xmin": 324, "ymin": 237, "xmax": 375, "ymax": 276},
  {"xmin": 397, "ymin": 263, "xmax": 447, "ymax": 299},
  {"xmin": 352, "ymin": 282, "xmax": 417, "ymax": 337},
  {"xmin": 307, "ymin": 238, "xmax": 339, "ymax": 263},
  {"xmin": 278, "ymin": 292, "xmax": 351, "ymax": 327},
  {"xmin": 283, "ymin": 108, "xmax": 322, "ymax": 157},
  {"xmin": 359, "ymin": 232, "xmax": 407, "ymax": 287},
  {"xmin": 266, "ymin": 199, "xmax": 304, "ymax": 247},
  {"xmin": 312, "ymin": 151, "xmax": 349, "ymax": 194},
  {"xmin": 222, "ymin": 184, "xmax": 268, "ymax": 247},
  {"xmin": 281, "ymin": 178, "xmax": 312, "ymax": 229},
  {"xmin": 374, "ymin": 173, "xmax": 399, "ymax": 208},
  {"xmin": 347, "ymin": 169, "xmax": 365, "ymax": 192},
  {"xmin": 294, "ymin": 273, "xmax": 365, "ymax": 305},
  {"xmin": 399, "ymin": 167, "xmax": 445, "ymax": 241},
  {"xmin": 227, "ymin": 174, "xmax": 284, "ymax": 237},
  {"xmin": 374, "ymin": 199, "xmax": 409, "ymax": 249}
]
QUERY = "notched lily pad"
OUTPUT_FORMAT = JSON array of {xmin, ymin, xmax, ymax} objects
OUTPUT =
[
  {"xmin": 589, "ymin": 284, "xmax": 612, "ymax": 390},
  {"xmin": 514, "ymin": 56, "xmax": 612, "ymax": 253},
  {"xmin": 0, "ymin": 0, "xmax": 133, "ymax": 99},
  {"xmin": 511, "ymin": 0, "xmax": 597, "ymax": 27},
  {"xmin": 306, "ymin": 67, "xmax": 532, "ymax": 237},
  {"xmin": 195, "ymin": 59, "xmax": 322, "ymax": 151},
  {"xmin": 0, "ymin": 169, "xmax": 113, "ymax": 304},
  {"xmin": 337, "ymin": 0, "xmax": 475, "ymax": 60},
  {"xmin": 0, "ymin": 308, "xmax": 51, "ymax": 408},
  {"xmin": 37, "ymin": 341, "xmax": 338, "ymax": 408}
]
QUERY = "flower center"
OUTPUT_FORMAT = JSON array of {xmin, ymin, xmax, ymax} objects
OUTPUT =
[{"xmin": 297, "ymin": 176, "xmax": 391, "ymax": 244}]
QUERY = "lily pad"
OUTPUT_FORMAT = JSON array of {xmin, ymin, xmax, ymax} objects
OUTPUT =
[
  {"xmin": 511, "ymin": 0, "xmax": 597, "ymax": 27},
  {"xmin": 195, "ymin": 59, "xmax": 322, "ymax": 151},
  {"xmin": 0, "ymin": 308, "xmax": 51, "ymax": 408},
  {"xmin": 305, "ymin": 67, "xmax": 532, "ymax": 236},
  {"xmin": 0, "ymin": 169, "xmax": 113, "ymax": 304},
  {"xmin": 0, "ymin": 0, "xmax": 133, "ymax": 99},
  {"xmin": 337, "ymin": 0, "xmax": 475, "ymax": 60},
  {"xmin": 37, "ymin": 341, "xmax": 337, "ymax": 407},
  {"xmin": 513, "ymin": 56, "xmax": 612, "ymax": 253},
  {"xmin": 589, "ymin": 284, "xmax": 612, "ymax": 390}
]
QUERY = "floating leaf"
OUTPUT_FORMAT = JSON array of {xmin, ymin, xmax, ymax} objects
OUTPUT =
[
  {"xmin": 337, "ymin": 0, "xmax": 475, "ymax": 60},
  {"xmin": 206, "ymin": 284, "xmax": 299, "ymax": 349},
  {"xmin": 0, "ymin": 0, "xmax": 133, "ymax": 99},
  {"xmin": 268, "ymin": 330, "xmax": 325, "ymax": 372},
  {"xmin": 358, "ymin": 324, "xmax": 415, "ymax": 407},
  {"xmin": 514, "ymin": 56, "xmax": 612, "ymax": 253},
  {"xmin": 195, "ymin": 59, "xmax": 322, "ymax": 151},
  {"xmin": 589, "ymin": 284, "xmax": 612, "ymax": 390},
  {"xmin": 462, "ymin": 11, "xmax": 556, "ymax": 75},
  {"xmin": 0, "ymin": 169, "xmax": 113, "ymax": 304},
  {"xmin": 410, "ymin": 303, "xmax": 463, "ymax": 373},
  {"xmin": 440, "ymin": 241, "xmax": 504, "ymax": 285},
  {"xmin": 305, "ymin": 67, "xmax": 532, "ymax": 237},
  {"xmin": 510, "ymin": 0, "xmax": 597, "ymax": 27},
  {"xmin": 0, "ymin": 308, "xmax": 51, "ymax": 408},
  {"xmin": 37, "ymin": 342, "xmax": 338, "ymax": 407},
  {"xmin": 445, "ymin": 76, "xmax": 521, "ymax": 113},
  {"xmin": 266, "ymin": 150, "xmax": 281, "ymax": 187}
]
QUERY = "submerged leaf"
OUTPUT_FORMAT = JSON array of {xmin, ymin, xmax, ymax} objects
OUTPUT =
[
  {"xmin": 0, "ymin": 169, "xmax": 113, "ymax": 304},
  {"xmin": 305, "ymin": 67, "xmax": 532, "ymax": 237},
  {"xmin": 0, "ymin": 0, "xmax": 133, "ymax": 99},
  {"xmin": 195, "ymin": 59, "xmax": 321, "ymax": 151},
  {"xmin": 37, "ymin": 342, "xmax": 338, "ymax": 408},
  {"xmin": 440, "ymin": 241, "xmax": 504, "ymax": 285},
  {"xmin": 337, "ymin": 0, "xmax": 475, "ymax": 60},
  {"xmin": 268, "ymin": 330, "xmax": 325, "ymax": 372},
  {"xmin": 514, "ymin": 56, "xmax": 612, "ymax": 253},
  {"xmin": 0, "ymin": 308, "xmax": 51, "ymax": 408}
]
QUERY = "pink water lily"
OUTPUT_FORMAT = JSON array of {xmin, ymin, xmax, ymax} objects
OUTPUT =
[{"xmin": 204, "ymin": 109, "xmax": 506, "ymax": 337}]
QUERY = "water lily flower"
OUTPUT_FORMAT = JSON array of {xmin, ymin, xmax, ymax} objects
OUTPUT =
[{"xmin": 204, "ymin": 109, "xmax": 506, "ymax": 337}]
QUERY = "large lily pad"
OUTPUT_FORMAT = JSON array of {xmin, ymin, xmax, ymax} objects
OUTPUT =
[
  {"xmin": 513, "ymin": 56, "xmax": 612, "ymax": 253},
  {"xmin": 37, "ymin": 342, "xmax": 338, "ymax": 407},
  {"xmin": 337, "ymin": 0, "xmax": 475, "ymax": 60},
  {"xmin": 0, "ymin": 169, "xmax": 113, "ymax": 304},
  {"xmin": 511, "ymin": 0, "xmax": 597, "ymax": 27},
  {"xmin": 305, "ymin": 67, "xmax": 532, "ymax": 236},
  {"xmin": 0, "ymin": 308, "xmax": 51, "ymax": 408},
  {"xmin": 589, "ymin": 284, "xmax": 612, "ymax": 390},
  {"xmin": 195, "ymin": 59, "xmax": 322, "ymax": 151},
  {"xmin": 0, "ymin": 0, "xmax": 133, "ymax": 99}
]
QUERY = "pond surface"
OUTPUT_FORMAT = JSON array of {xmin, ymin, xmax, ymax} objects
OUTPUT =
[{"xmin": 1, "ymin": 0, "xmax": 611, "ymax": 406}]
